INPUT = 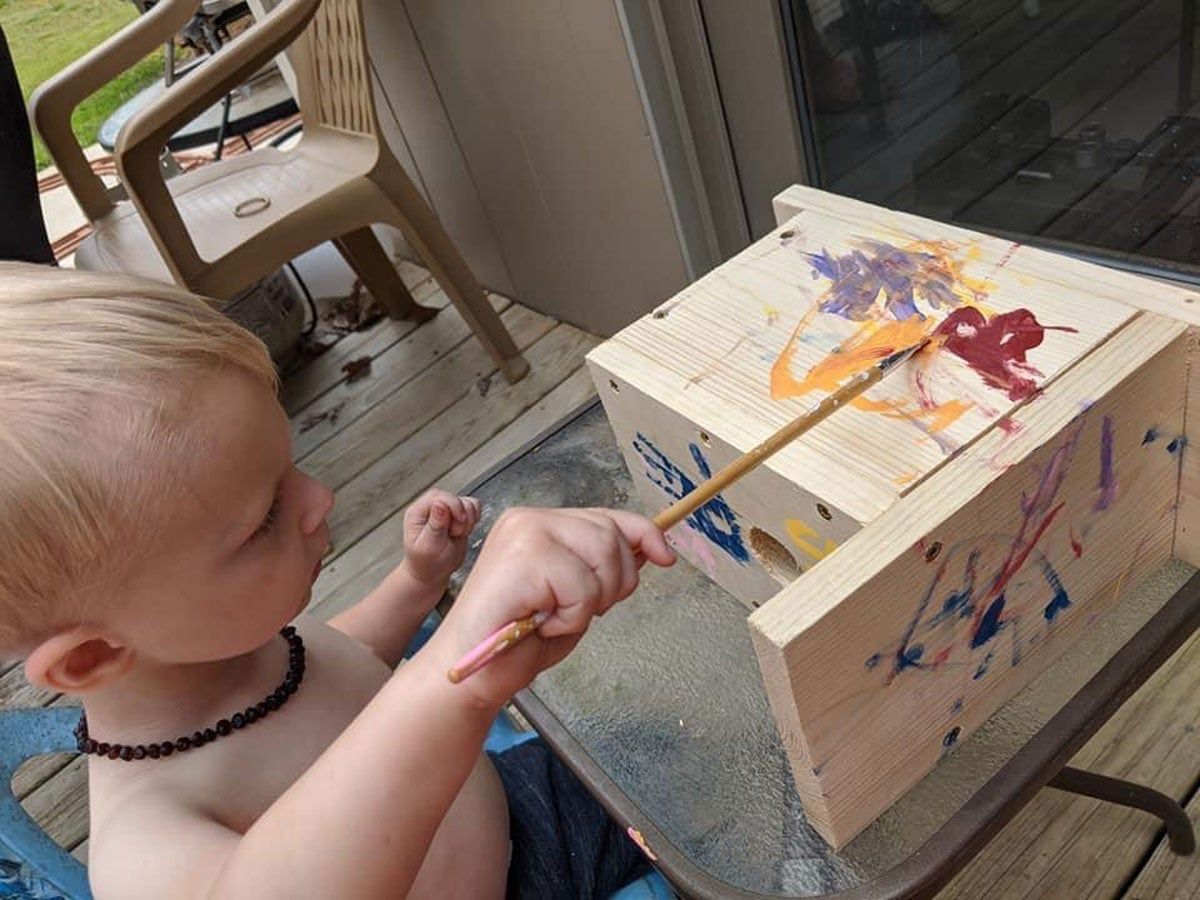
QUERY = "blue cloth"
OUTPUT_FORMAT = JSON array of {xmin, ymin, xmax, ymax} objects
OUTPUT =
[{"xmin": 489, "ymin": 737, "xmax": 656, "ymax": 900}]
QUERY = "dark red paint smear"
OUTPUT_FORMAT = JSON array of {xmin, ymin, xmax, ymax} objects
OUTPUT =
[{"xmin": 935, "ymin": 307, "xmax": 1077, "ymax": 401}]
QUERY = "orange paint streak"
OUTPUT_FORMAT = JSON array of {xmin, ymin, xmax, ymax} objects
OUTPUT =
[{"xmin": 777, "ymin": 318, "xmax": 930, "ymax": 398}]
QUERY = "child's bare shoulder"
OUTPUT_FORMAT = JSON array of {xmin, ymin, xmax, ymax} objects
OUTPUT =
[{"xmin": 86, "ymin": 618, "xmax": 395, "ymax": 897}]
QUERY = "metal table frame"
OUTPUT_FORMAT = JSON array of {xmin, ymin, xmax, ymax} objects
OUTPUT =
[{"xmin": 465, "ymin": 403, "xmax": 1200, "ymax": 899}]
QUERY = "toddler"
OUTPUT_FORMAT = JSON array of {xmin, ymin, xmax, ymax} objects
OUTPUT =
[{"xmin": 0, "ymin": 262, "xmax": 675, "ymax": 899}]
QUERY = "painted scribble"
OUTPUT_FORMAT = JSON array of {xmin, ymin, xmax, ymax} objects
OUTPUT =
[
  {"xmin": 876, "ymin": 418, "xmax": 1103, "ymax": 684},
  {"xmin": 771, "ymin": 237, "xmax": 1076, "ymax": 449},
  {"xmin": 1094, "ymin": 416, "xmax": 1117, "ymax": 512},
  {"xmin": 934, "ymin": 307, "xmax": 1077, "ymax": 402},
  {"xmin": 633, "ymin": 433, "xmax": 749, "ymax": 564}
]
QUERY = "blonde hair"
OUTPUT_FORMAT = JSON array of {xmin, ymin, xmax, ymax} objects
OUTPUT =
[{"xmin": 0, "ymin": 263, "xmax": 277, "ymax": 653}]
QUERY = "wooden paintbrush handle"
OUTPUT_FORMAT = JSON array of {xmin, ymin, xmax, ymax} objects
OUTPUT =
[{"xmin": 652, "ymin": 361, "xmax": 888, "ymax": 531}]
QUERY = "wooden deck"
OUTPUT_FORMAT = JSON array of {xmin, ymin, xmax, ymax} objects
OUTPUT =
[
  {"xmin": 819, "ymin": 0, "xmax": 1200, "ymax": 270},
  {"xmin": 5, "ymin": 262, "xmax": 1200, "ymax": 895}
]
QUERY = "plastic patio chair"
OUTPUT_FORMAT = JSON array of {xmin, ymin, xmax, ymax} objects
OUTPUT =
[
  {"xmin": 30, "ymin": 0, "xmax": 529, "ymax": 383},
  {"xmin": 0, "ymin": 617, "xmax": 672, "ymax": 898}
]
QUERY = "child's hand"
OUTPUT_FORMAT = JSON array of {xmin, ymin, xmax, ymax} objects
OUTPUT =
[
  {"xmin": 432, "ymin": 507, "xmax": 675, "ymax": 708},
  {"xmin": 402, "ymin": 489, "xmax": 482, "ymax": 588}
]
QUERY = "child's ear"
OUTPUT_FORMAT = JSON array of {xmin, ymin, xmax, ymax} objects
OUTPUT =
[{"xmin": 24, "ymin": 630, "xmax": 134, "ymax": 694}]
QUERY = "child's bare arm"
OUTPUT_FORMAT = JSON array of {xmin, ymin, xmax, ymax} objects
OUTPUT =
[
  {"xmin": 91, "ymin": 508, "xmax": 674, "ymax": 899},
  {"xmin": 330, "ymin": 490, "xmax": 481, "ymax": 666}
]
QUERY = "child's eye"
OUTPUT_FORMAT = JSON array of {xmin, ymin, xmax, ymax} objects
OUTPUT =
[{"xmin": 251, "ymin": 496, "xmax": 281, "ymax": 540}]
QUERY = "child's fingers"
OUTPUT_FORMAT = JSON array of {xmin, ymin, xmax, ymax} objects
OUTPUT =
[
  {"xmin": 570, "ymin": 508, "xmax": 676, "ymax": 569},
  {"xmin": 464, "ymin": 497, "xmax": 482, "ymax": 527},
  {"xmin": 426, "ymin": 501, "xmax": 452, "ymax": 533},
  {"xmin": 536, "ymin": 546, "xmax": 604, "ymax": 638}
]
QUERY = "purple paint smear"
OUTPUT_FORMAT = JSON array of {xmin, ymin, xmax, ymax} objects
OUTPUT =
[
  {"xmin": 805, "ymin": 241, "xmax": 963, "ymax": 322},
  {"xmin": 1093, "ymin": 416, "xmax": 1117, "ymax": 512}
]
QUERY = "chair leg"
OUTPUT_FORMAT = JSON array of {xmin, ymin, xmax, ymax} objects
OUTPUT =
[
  {"xmin": 333, "ymin": 228, "xmax": 438, "ymax": 324},
  {"xmin": 1049, "ymin": 766, "xmax": 1196, "ymax": 854},
  {"xmin": 376, "ymin": 167, "xmax": 530, "ymax": 383}
]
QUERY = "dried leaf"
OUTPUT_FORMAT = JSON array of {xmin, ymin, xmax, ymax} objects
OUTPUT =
[{"xmin": 342, "ymin": 356, "xmax": 372, "ymax": 383}]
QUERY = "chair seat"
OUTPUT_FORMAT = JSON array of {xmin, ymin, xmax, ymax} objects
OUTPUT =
[{"xmin": 76, "ymin": 142, "xmax": 369, "ymax": 285}]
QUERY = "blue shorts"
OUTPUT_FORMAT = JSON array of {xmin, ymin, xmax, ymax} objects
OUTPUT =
[{"xmin": 489, "ymin": 737, "xmax": 652, "ymax": 900}]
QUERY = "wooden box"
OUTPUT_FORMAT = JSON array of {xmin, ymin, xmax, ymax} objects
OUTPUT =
[{"xmin": 586, "ymin": 185, "xmax": 1200, "ymax": 848}]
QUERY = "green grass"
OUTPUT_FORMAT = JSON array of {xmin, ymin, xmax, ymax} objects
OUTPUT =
[{"xmin": 0, "ymin": 0, "xmax": 165, "ymax": 170}]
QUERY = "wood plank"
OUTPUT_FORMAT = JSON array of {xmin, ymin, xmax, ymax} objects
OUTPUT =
[
  {"xmin": 595, "ymin": 187, "xmax": 1136, "ymax": 528},
  {"xmin": 280, "ymin": 275, "xmax": 447, "ymax": 417},
  {"xmin": 939, "ymin": 628, "xmax": 1200, "ymax": 898},
  {"xmin": 22, "ymin": 755, "xmax": 87, "ymax": 851},
  {"xmin": 12, "ymin": 696, "xmax": 80, "ymax": 801},
  {"xmin": 775, "ymin": 185, "xmax": 1200, "ymax": 572},
  {"xmin": 0, "ymin": 664, "xmax": 59, "ymax": 709},
  {"xmin": 948, "ymin": 0, "xmax": 1181, "ymax": 230},
  {"xmin": 299, "ymin": 302, "xmax": 557, "ymax": 488},
  {"xmin": 834, "ymin": 0, "xmax": 1149, "ymax": 203},
  {"xmin": 322, "ymin": 324, "xmax": 599, "ymax": 559},
  {"xmin": 309, "ymin": 365, "xmax": 598, "ymax": 620},
  {"xmin": 1121, "ymin": 795, "xmax": 1200, "ymax": 898},
  {"xmin": 291, "ymin": 292, "xmax": 512, "ymax": 460},
  {"xmin": 1177, "ymin": 332, "xmax": 1200, "ymax": 564},
  {"xmin": 822, "ymin": 0, "xmax": 1076, "ymax": 183},
  {"xmin": 750, "ymin": 313, "xmax": 1188, "ymax": 847}
]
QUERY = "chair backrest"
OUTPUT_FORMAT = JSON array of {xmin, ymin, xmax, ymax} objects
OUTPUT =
[
  {"xmin": 0, "ymin": 707, "xmax": 90, "ymax": 899},
  {"xmin": 289, "ymin": 0, "xmax": 379, "ymax": 137}
]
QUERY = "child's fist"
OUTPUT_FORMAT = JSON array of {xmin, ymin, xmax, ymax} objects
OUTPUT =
[
  {"xmin": 433, "ymin": 507, "xmax": 675, "ymax": 707},
  {"xmin": 402, "ymin": 489, "xmax": 482, "ymax": 588}
]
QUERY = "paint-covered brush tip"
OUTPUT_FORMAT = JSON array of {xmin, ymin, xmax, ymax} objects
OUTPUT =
[{"xmin": 880, "ymin": 337, "xmax": 931, "ymax": 373}]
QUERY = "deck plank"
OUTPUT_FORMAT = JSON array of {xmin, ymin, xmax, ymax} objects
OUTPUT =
[
  {"xmin": 1121, "ymin": 789, "xmax": 1200, "ymax": 898},
  {"xmin": 300, "ymin": 303, "xmax": 556, "ymax": 489},
  {"xmin": 309, "ymin": 364, "xmax": 598, "ymax": 620},
  {"xmin": 938, "ymin": 628, "xmax": 1200, "ymax": 898},
  {"xmin": 292, "ymin": 292, "xmax": 513, "ymax": 462},
  {"xmin": 322, "ymin": 323, "xmax": 599, "ymax": 562}
]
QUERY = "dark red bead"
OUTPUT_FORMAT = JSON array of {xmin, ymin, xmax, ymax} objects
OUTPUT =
[
  {"xmin": 282, "ymin": 625, "xmax": 296, "ymax": 638},
  {"xmin": 242, "ymin": 708, "xmax": 256, "ymax": 724},
  {"xmin": 160, "ymin": 742, "xmax": 174, "ymax": 756},
  {"xmin": 147, "ymin": 744, "xmax": 160, "ymax": 759},
  {"xmin": 119, "ymin": 747, "xmax": 133, "ymax": 761},
  {"xmin": 175, "ymin": 737, "xmax": 190, "ymax": 751},
  {"xmin": 97, "ymin": 742, "xmax": 110, "ymax": 755},
  {"xmin": 133, "ymin": 746, "xmax": 146, "ymax": 760},
  {"xmin": 85, "ymin": 739, "xmax": 97, "ymax": 754},
  {"xmin": 231, "ymin": 713, "xmax": 245, "ymax": 729},
  {"xmin": 192, "ymin": 731, "xmax": 205, "ymax": 746},
  {"xmin": 266, "ymin": 694, "xmax": 281, "ymax": 710},
  {"xmin": 203, "ymin": 729, "xmax": 216, "ymax": 742},
  {"xmin": 216, "ymin": 720, "xmax": 232, "ymax": 736},
  {"xmin": 255, "ymin": 701, "xmax": 269, "ymax": 716},
  {"xmin": 106, "ymin": 745, "xmax": 121, "ymax": 760}
]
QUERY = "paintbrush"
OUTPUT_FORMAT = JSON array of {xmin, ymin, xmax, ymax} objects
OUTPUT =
[{"xmin": 446, "ymin": 336, "xmax": 932, "ymax": 684}]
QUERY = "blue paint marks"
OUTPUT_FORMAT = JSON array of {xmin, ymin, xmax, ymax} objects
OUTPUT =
[
  {"xmin": 973, "ymin": 652, "xmax": 994, "ymax": 681},
  {"xmin": 971, "ymin": 595, "xmax": 1006, "ymax": 649},
  {"xmin": 931, "ymin": 550, "xmax": 979, "ymax": 626},
  {"xmin": 942, "ymin": 727, "xmax": 961, "ymax": 749},
  {"xmin": 896, "ymin": 643, "xmax": 925, "ymax": 672},
  {"xmin": 1143, "ymin": 428, "xmax": 1160, "ymax": 445},
  {"xmin": 1041, "ymin": 560, "xmax": 1071, "ymax": 623},
  {"xmin": 1093, "ymin": 415, "xmax": 1117, "ymax": 512},
  {"xmin": 633, "ymin": 433, "xmax": 749, "ymax": 564},
  {"xmin": 1169, "ymin": 436, "xmax": 1188, "ymax": 457},
  {"xmin": 864, "ymin": 653, "xmax": 883, "ymax": 670}
]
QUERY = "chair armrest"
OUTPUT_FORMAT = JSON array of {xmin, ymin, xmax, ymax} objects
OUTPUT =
[
  {"xmin": 114, "ymin": 0, "xmax": 322, "ymax": 285},
  {"xmin": 28, "ymin": 0, "xmax": 201, "ymax": 222}
]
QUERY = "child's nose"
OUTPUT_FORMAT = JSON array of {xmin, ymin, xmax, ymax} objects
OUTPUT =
[{"xmin": 297, "ymin": 472, "xmax": 335, "ymax": 536}]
